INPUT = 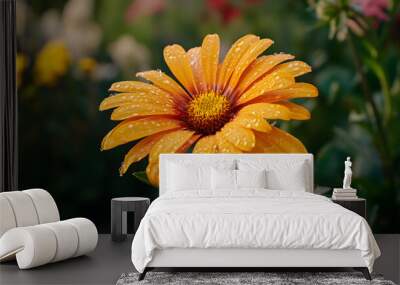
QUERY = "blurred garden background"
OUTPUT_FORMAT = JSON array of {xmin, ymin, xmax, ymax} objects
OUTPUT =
[{"xmin": 16, "ymin": 0, "xmax": 400, "ymax": 233}]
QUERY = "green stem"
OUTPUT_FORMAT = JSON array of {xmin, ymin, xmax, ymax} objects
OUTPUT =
[
  {"xmin": 364, "ymin": 57, "xmax": 392, "ymax": 124},
  {"xmin": 347, "ymin": 34, "xmax": 395, "ymax": 186},
  {"xmin": 379, "ymin": 69, "xmax": 391, "ymax": 124},
  {"xmin": 348, "ymin": 36, "xmax": 382, "ymax": 137}
]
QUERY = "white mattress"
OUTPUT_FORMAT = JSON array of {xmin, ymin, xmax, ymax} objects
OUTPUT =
[{"xmin": 131, "ymin": 190, "xmax": 380, "ymax": 273}]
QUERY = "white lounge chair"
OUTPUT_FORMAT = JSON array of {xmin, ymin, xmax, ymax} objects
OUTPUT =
[{"xmin": 0, "ymin": 189, "xmax": 98, "ymax": 269}]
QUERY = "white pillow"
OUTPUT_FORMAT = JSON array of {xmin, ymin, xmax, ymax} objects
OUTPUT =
[
  {"xmin": 166, "ymin": 160, "xmax": 236, "ymax": 192},
  {"xmin": 236, "ymin": 169, "xmax": 267, "ymax": 189},
  {"xmin": 268, "ymin": 167, "xmax": 307, "ymax": 192},
  {"xmin": 237, "ymin": 159, "xmax": 309, "ymax": 192},
  {"xmin": 167, "ymin": 163, "xmax": 211, "ymax": 191},
  {"xmin": 211, "ymin": 168, "xmax": 236, "ymax": 190}
]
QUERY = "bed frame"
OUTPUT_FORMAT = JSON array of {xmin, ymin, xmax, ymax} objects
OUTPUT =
[
  {"xmin": 139, "ymin": 154, "xmax": 371, "ymax": 280},
  {"xmin": 140, "ymin": 248, "xmax": 370, "ymax": 280}
]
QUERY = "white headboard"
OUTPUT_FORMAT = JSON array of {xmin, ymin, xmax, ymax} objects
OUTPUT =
[{"xmin": 159, "ymin": 154, "xmax": 314, "ymax": 196}]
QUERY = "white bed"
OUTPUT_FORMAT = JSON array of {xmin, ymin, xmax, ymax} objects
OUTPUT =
[{"xmin": 131, "ymin": 154, "xmax": 380, "ymax": 280}]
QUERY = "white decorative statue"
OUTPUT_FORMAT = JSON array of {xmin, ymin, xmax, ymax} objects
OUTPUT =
[{"xmin": 342, "ymin": 157, "xmax": 353, "ymax": 189}]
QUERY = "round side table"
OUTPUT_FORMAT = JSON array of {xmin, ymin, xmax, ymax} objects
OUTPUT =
[{"xmin": 111, "ymin": 197, "xmax": 150, "ymax": 242}]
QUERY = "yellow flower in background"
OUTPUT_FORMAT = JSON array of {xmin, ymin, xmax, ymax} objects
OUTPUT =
[
  {"xmin": 35, "ymin": 41, "xmax": 70, "ymax": 86},
  {"xmin": 16, "ymin": 54, "xmax": 28, "ymax": 88},
  {"xmin": 100, "ymin": 34, "xmax": 318, "ymax": 186},
  {"xmin": 78, "ymin": 57, "xmax": 97, "ymax": 75}
]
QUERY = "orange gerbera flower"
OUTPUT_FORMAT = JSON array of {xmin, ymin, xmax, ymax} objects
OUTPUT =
[{"xmin": 100, "ymin": 34, "xmax": 318, "ymax": 186}]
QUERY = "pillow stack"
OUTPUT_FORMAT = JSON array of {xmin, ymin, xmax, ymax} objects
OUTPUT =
[
  {"xmin": 211, "ymin": 168, "xmax": 267, "ymax": 190},
  {"xmin": 165, "ymin": 158, "xmax": 310, "ymax": 194}
]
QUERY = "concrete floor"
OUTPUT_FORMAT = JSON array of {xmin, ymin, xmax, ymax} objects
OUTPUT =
[
  {"xmin": 0, "ymin": 235, "xmax": 134, "ymax": 285},
  {"xmin": 0, "ymin": 234, "xmax": 399, "ymax": 285}
]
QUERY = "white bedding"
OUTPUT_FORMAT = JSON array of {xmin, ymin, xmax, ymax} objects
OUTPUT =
[{"xmin": 131, "ymin": 190, "xmax": 380, "ymax": 273}]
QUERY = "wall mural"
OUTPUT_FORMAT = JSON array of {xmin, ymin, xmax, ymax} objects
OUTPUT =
[
  {"xmin": 99, "ymin": 34, "xmax": 318, "ymax": 186},
  {"xmin": 17, "ymin": 0, "xmax": 399, "ymax": 233}
]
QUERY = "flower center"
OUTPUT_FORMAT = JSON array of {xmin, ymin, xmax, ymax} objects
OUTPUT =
[{"xmin": 186, "ymin": 92, "xmax": 232, "ymax": 135}]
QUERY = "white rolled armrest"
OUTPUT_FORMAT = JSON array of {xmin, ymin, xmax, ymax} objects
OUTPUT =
[
  {"xmin": 23, "ymin": 189, "xmax": 60, "ymax": 224},
  {"xmin": 0, "ymin": 196, "xmax": 17, "ymax": 237},
  {"xmin": 0, "ymin": 189, "xmax": 60, "ymax": 237},
  {"xmin": 1, "ymin": 191, "xmax": 40, "ymax": 227},
  {"xmin": 0, "ymin": 226, "xmax": 57, "ymax": 269},
  {"xmin": 64, "ymin": 218, "xmax": 98, "ymax": 257},
  {"xmin": 0, "ymin": 218, "xmax": 98, "ymax": 269}
]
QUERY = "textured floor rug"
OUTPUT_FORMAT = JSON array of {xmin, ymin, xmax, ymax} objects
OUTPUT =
[{"xmin": 116, "ymin": 272, "xmax": 395, "ymax": 285}]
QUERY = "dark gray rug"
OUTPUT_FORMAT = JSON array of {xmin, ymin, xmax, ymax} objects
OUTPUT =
[{"xmin": 116, "ymin": 272, "xmax": 396, "ymax": 285}]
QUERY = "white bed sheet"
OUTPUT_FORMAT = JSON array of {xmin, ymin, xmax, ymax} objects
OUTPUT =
[{"xmin": 131, "ymin": 190, "xmax": 380, "ymax": 273}]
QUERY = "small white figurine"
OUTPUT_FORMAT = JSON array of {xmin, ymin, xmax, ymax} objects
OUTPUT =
[{"xmin": 342, "ymin": 157, "xmax": 352, "ymax": 189}]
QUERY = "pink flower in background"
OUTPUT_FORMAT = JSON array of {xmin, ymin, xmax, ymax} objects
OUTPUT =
[
  {"xmin": 125, "ymin": 0, "xmax": 165, "ymax": 23},
  {"xmin": 207, "ymin": 0, "xmax": 241, "ymax": 24},
  {"xmin": 353, "ymin": 0, "xmax": 389, "ymax": 21}
]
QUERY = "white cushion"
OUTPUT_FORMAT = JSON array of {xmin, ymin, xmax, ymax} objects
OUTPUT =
[
  {"xmin": 236, "ymin": 169, "xmax": 267, "ymax": 189},
  {"xmin": 0, "ymin": 226, "xmax": 57, "ymax": 268},
  {"xmin": 0, "ymin": 218, "xmax": 98, "ymax": 269},
  {"xmin": 0, "ymin": 189, "xmax": 97, "ymax": 269},
  {"xmin": 167, "ymin": 163, "xmax": 212, "ymax": 191},
  {"xmin": 211, "ymin": 169, "xmax": 268, "ymax": 191},
  {"xmin": 159, "ymin": 154, "xmax": 313, "ymax": 195},
  {"xmin": 1, "ymin": 191, "xmax": 39, "ymax": 227},
  {"xmin": 211, "ymin": 168, "xmax": 236, "ymax": 190},
  {"xmin": 23, "ymin": 189, "xmax": 60, "ymax": 224},
  {"xmin": 42, "ymin": 221, "xmax": 79, "ymax": 262},
  {"xmin": 65, "ymin": 218, "xmax": 98, "ymax": 257},
  {"xmin": 0, "ymin": 196, "xmax": 17, "ymax": 237},
  {"xmin": 166, "ymin": 160, "xmax": 236, "ymax": 192},
  {"xmin": 238, "ymin": 159, "xmax": 309, "ymax": 191}
]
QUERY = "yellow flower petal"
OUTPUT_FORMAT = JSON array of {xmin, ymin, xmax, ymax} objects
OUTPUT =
[
  {"xmin": 193, "ymin": 135, "xmax": 218, "ymax": 153},
  {"xmin": 251, "ymin": 131, "xmax": 282, "ymax": 153},
  {"xmin": 119, "ymin": 131, "xmax": 168, "ymax": 175},
  {"xmin": 238, "ymin": 103, "xmax": 291, "ymax": 120},
  {"xmin": 217, "ymin": 34, "xmax": 259, "ymax": 92},
  {"xmin": 164, "ymin": 44, "xmax": 198, "ymax": 95},
  {"xmin": 226, "ymin": 38, "xmax": 274, "ymax": 93},
  {"xmin": 236, "ymin": 53, "xmax": 294, "ymax": 93},
  {"xmin": 275, "ymin": 102, "xmax": 311, "ymax": 120},
  {"xmin": 177, "ymin": 134, "xmax": 201, "ymax": 153},
  {"xmin": 251, "ymin": 127, "xmax": 307, "ymax": 153},
  {"xmin": 187, "ymin": 47, "xmax": 207, "ymax": 93},
  {"xmin": 251, "ymin": 83, "xmax": 318, "ymax": 103},
  {"xmin": 272, "ymin": 61, "xmax": 311, "ymax": 77},
  {"xmin": 201, "ymin": 34, "xmax": 220, "ymax": 91},
  {"xmin": 146, "ymin": 162, "xmax": 159, "ymax": 187},
  {"xmin": 109, "ymin": 81, "xmax": 164, "ymax": 93},
  {"xmin": 221, "ymin": 122, "xmax": 255, "ymax": 151},
  {"xmin": 137, "ymin": 70, "xmax": 190, "ymax": 100},
  {"xmin": 238, "ymin": 70, "xmax": 295, "ymax": 104},
  {"xmin": 149, "ymin": 130, "xmax": 196, "ymax": 164},
  {"xmin": 233, "ymin": 113, "xmax": 272, "ymax": 132},
  {"xmin": 100, "ymin": 92, "xmax": 173, "ymax": 111},
  {"xmin": 111, "ymin": 103, "xmax": 176, "ymax": 120},
  {"xmin": 101, "ymin": 118, "xmax": 182, "ymax": 150},
  {"xmin": 215, "ymin": 131, "xmax": 242, "ymax": 153}
]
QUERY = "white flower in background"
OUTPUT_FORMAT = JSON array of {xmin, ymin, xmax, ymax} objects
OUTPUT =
[
  {"xmin": 63, "ymin": 0, "xmax": 93, "ymax": 24},
  {"xmin": 108, "ymin": 35, "xmax": 150, "ymax": 75},
  {"xmin": 41, "ymin": 9, "xmax": 62, "ymax": 40},
  {"xmin": 62, "ymin": 0, "xmax": 102, "ymax": 59},
  {"xmin": 40, "ymin": 0, "xmax": 102, "ymax": 60},
  {"xmin": 93, "ymin": 63, "xmax": 119, "ymax": 81}
]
